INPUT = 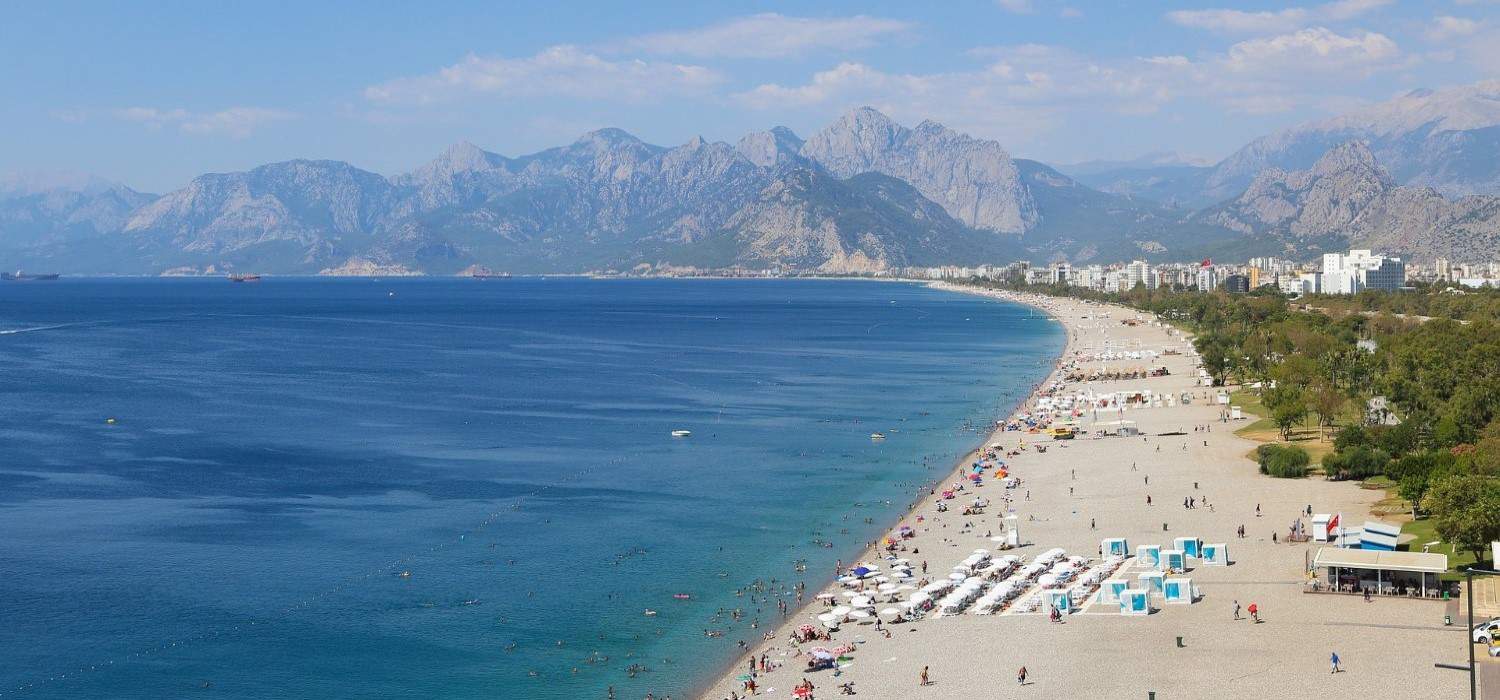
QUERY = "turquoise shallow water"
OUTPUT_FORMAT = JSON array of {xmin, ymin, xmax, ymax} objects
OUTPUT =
[{"xmin": 0, "ymin": 277, "xmax": 1062, "ymax": 699}]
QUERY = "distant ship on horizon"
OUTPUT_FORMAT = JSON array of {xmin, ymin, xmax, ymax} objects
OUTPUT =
[
  {"xmin": 2, "ymin": 270, "xmax": 60, "ymax": 281},
  {"xmin": 228, "ymin": 274, "xmax": 262, "ymax": 283}
]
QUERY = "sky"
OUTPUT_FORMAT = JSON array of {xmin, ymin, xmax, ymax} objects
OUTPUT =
[{"xmin": 1, "ymin": 0, "xmax": 1496, "ymax": 193}]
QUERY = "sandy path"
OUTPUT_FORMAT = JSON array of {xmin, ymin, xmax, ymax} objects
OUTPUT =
[{"xmin": 697, "ymin": 289, "xmax": 1463, "ymax": 700}]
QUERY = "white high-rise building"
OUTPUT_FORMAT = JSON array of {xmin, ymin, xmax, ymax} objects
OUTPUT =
[{"xmin": 1321, "ymin": 250, "xmax": 1405, "ymax": 294}]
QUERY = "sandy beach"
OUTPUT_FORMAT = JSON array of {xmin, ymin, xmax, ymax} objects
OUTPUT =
[{"xmin": 699, "ymin": 287, "xmax": 1465, "ymax": 699}]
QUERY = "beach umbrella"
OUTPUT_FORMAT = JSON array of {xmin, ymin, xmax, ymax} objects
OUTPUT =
[
  {"xmin": 874, "ymin": 576, "xmax": 890, "ymax": 584},
  {"xmin": 831, "ymin": 605, "xmax": 851, "ymax": 616},
  {"xmin": 848, "ymin": 610, "xmax": 871, "ymax": 620},
  {"xmin": 815, "ymin": 593, "xmax": 836, "ymax": 600},
  {"xmin": 947, "ymin": 573, "xmax": 965, "ymax": 581},
  {"xmin": 852, "ymin": 566, "xmax": 872, "ymax": 577}
]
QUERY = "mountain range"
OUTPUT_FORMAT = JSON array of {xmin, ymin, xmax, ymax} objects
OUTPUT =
[
  {"xmin": 5, "ymin": 81, "xmax": 1500, "ymax": 275},
  {"xmin": 1069, "ymin": 81, "xmax": 1500, "ymax": 211}
]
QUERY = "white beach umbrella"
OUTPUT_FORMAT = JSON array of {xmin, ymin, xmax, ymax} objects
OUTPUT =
[
  {"xmin": 947, "ymin": 573, "xmax": 966, "ymax": 581},
  {"xmin": 831, "ymin": 605, "xmax": 852, "ymax": 616}
]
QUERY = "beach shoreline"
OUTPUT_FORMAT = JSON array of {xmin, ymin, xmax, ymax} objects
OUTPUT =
[
  {"xmin": 696, "ymin": 285, "xmax": 1462, "ymax": 700},
  {"xmin": 693, "ymin": 283, "xmax": 1077, "ymax": 699}
]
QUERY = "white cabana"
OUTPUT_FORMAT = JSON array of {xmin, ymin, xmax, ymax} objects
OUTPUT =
[
  {"xmin": 1172, "ymin": 537, "xmax": 1202, "ymax": 559},
  {"xmin": 1120, "ymin": 588, "xmax": 1150, "ymax": 615},
  {"xmin": 1163, "ymin": 577, "xmax": 1194, "ymax": 604},
  {"xmin": 1137, "ymin": 571, "xmax": 1164, "ymax": 593},
  {"xmin": 1136, "ymin": 544, "xmax": 1162, "ymax": 569},
  {"xmin": 1099, "ymin": 578, "xmax": 1129, "ymax": 603},
  {"xmin": 1044, "ymin": 588, "xmax": 1073, "ymax": 614},
  {"xmin": 1101, "ymin": 537, "xmax": 1129, "ymax": 558},
  {"xmin": 1162, "ymin": 549, "xmax": 1187, "ymax": 573},
  {"xmin": 1201, "ymin": 543, "xmax": 1229, "ymax": 566}
]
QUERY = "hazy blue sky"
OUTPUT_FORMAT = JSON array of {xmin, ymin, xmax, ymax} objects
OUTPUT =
[{"xmin": 2, "ymin": 0, "xmax": 1495, "ymax": 191}]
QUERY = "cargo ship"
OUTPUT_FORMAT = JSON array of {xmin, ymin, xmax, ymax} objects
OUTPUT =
[
  {"xmin": 1, "ymin": 270, "xmax": 59, "ymax": 281},
  {"xmin": 228, "ymin": 274, "xmax": 262, "ymax": 283}
]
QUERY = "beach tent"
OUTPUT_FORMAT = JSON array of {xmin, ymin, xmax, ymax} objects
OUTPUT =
[
  {"xmin": 1135, "ymin": 545, "xmax": 1162, "ymax": 569},
  {"xmin": 1163, "ymin": 577, "xmax": 1194, "ymax": 604},
  {"xmin": 1172, "ymin": 537, "xmax": 1202, "ymax": 558},
  {"xmin": 1044, "ymin": 589, "xmax": 1073, "ymax": 615},
  {"xmin": 1100, "ymin": 578, "xmax": 1130, "ymax": 603},
  {"xmin": 1137, "ymin": 571, "xmax": 1164, "ymax": 593},
  {"xmin": 1119, "ymin": 589, "xmax": 1150, "ymax": 616},
  {"xmin": 1162, "ymin": 549, "xmax": 1187, "ymax": 572},
  {"xmin": 1102, "ymin": 537, "xmax": 1130, "ymax": 558},
  {"xmin": 1201, "ymin": 543, "xmax": 1229, "ymax": 566}
]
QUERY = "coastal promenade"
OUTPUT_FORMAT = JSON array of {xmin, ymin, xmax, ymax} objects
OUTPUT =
[{"xmin": 700, "ymin": 289, "xmax": 1462, "ymax": 699}]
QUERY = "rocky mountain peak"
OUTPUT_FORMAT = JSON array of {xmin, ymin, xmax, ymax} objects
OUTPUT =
[
  {"xmin": 575, "ymin": 127, "xmax": 646, "ymax": 150},
  {"xmin": 1309, "ymin": 141, "xmax": 1387, "ymax": 181},
  {"xmin": 735, "ymin": 126, "xmax": 805, "ymax": 168},
  {"xmin": 800, "ymin": 109, "xmax": 1034, "ymax": 234}
]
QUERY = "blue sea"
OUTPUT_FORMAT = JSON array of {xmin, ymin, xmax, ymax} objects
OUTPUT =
[{"xmin": 0, "ymin": 278, "xmax": 1062, "ymax": 699}]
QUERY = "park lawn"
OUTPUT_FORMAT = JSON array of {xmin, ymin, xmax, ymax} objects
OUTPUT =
[
  {"xmin": 1229, "ymin": 386, "xmax": 1337, "ymax": 464},
  {"xmin": 1402, "ymin": 517, "xmax": 1484, "ymax": 580}
]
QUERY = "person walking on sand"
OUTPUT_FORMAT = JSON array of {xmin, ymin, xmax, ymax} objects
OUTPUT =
[
  {"xmin": 1330, "ymin": 651, "xmax": 1340, "ymax": 673},
  {"xmin": 1233, "ymin": 600, "xmax": 1241, "ymax": 620},
  {"xmin": 1248, "ymin": 603, "xmax": 1259, "ymax": 623},
  {"xmin": 919, "ymin": 666, "xmax": 930, "ymax": 686},
  {"xmin": 1017, "ymin": 666, "xmax": 1027, "ymax": 685}
]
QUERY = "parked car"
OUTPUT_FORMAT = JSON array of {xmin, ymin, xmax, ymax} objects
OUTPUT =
[{"xmin": 1471, "ymin": 619, "xmax": 1500, "ymax": 644}]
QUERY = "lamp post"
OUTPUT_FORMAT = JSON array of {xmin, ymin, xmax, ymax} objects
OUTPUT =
[{"xmin": 1436, "ymin": 568, "xmax": 1499, "ymax": 700}]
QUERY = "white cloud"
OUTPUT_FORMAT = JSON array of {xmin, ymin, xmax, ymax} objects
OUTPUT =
[
  {"xmin": 1425, "ymin": 16, "xmax": 1482, "ymax": 42},
  {"xmin": 996, "ymin": 0, "xmax": 1035, "ymax": 14},
  {"xmin": 734, "ymin": 27, "xmax": 1407, "ymax": 132},
  {"xmin": 623, "ymin": 14, "xmax": 910, "ymax": 59},
  {"xmin": 110, "ymin": 106, "xmax": 293, "ymax": 138},
  {"xmin": 1166, "ymin": 0, "xmax": 1391, "ymax": 34},
  {"xmin": 364, "ymin": 45, "xmax": 721, "ymax": 104},
  {"xmin": 1223, "ymin": 28, "xmax": 1400, "ymax": 75}
]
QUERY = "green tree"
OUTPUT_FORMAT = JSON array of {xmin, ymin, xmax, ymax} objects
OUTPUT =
[
  {"xmin": 1268, "ymin": 390, "xmax": 1307, "ymax": 441},
  {"xmin": 1422, "ymin": 475, "xmax": 1500, "ymax": 567}
]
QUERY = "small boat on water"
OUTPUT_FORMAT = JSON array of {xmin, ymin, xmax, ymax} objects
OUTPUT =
[
  {"xmin": 672, "ymin": 593, "xmax": 692, "ymax": 600},
  {"xmin": 228, "ymin": 274, "xmax": 262, "ymax": 283},
  {"xmin": 2, "ymin": 270, "xmax": 59, "ymax": 281},
  {"xmin": 870, "ymin": 433, "xmax": 886, "ymax": 440},
  {"xmin": 644, "ymin": 609, "xmax": 658, "ymax": 617},
  {"xmin": 671, "ymin": 430, "xmax": 692, "ymax": 438}
]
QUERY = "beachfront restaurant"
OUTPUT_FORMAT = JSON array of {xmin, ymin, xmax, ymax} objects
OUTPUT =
[{"xmin": 1310, "ymin": 547, "xmax": 1449, "ymax": 598}]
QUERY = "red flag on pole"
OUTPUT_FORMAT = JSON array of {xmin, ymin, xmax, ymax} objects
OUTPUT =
[{"xmin": 1200, "ymin": 258, "xmax": 1212, "ymax": 268}]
